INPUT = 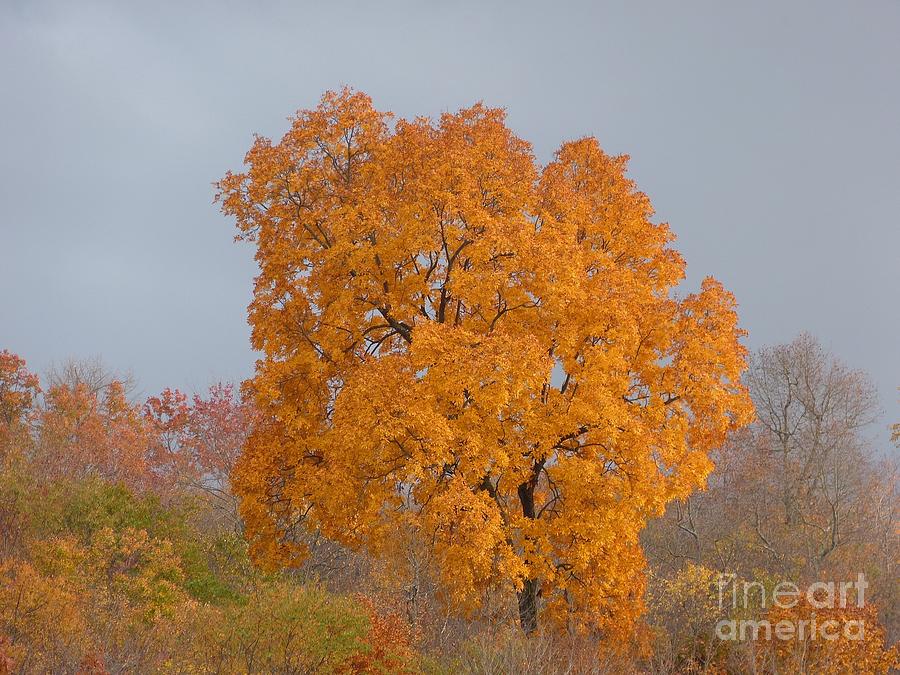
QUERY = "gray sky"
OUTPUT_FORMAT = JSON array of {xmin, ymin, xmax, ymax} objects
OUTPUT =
[{"xmin": 2, "ymin": 0, "xmax": 898, "ymax": 446}]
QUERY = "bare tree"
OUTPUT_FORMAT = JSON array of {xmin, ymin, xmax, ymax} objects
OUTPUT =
[
  {"xmin": 46, "ymin": 355, "xmax": 137, "ymax": 399},
  {"xmin": 646, "ymin": 334, "xmax": 898, "ymax": 635}
]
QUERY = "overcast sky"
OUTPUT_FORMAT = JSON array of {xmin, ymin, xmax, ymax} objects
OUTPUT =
[{"xmin": 2, "ymin": 0, "xmax": 898, "ymax": 446}]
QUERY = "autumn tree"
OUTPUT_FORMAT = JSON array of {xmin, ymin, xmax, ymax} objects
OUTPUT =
[
  {"xmin": 218, "ymin": 89, "xmax": 753, "ymax": 635},
  {"xmin": 144, "ymin": 383, "xmax": 252, "ymax": 526},
  {"xmin": 645, "ymin": 334, "xmax": 900, "ymax": 659},
  {"xmin": 0, "ymin": 351, "xmax": 40, "ymax": 456},
  {"xmin": 35, "ymin": 378, "xmax": 152, "ymax": 491},
  {"xmin": 47, "ymin": 356, "xmax": 136, "ymax": 400},
  {"xmin": 649, "ymin": 335, "xmax": 896, "ymax": 577}
]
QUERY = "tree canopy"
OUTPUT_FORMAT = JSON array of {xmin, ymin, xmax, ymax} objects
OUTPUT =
[{"xmin": 218, "ymin": 89, "xmax": 754, "ymax": 635}]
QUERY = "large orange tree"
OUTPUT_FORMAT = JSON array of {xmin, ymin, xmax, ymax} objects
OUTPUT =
[{"xmin": 219, "ymin": 89, "xmax": 753, "ymax": 635}]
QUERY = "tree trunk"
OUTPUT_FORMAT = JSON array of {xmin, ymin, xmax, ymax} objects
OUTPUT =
[
  {"xmin": 517, "ymin": 467, "xmax": 541, "ymax": 634},
  {"xmin": 517, "ymin": 579, "xmax": 538, "ymax": 635},
  {"xmin": 517, "ymin": 578, "xmax": 539, "ymax": 634}
]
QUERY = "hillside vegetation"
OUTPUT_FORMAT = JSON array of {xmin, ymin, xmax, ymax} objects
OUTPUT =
[{"xmin": 0, "ymin": 344, "xmax": 897, "ymax": 673}]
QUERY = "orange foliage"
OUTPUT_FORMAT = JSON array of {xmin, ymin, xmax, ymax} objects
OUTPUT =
[
  {"xmin": 219, "ymin": 89, "xmax": 754, "ymax": 634},
  {"xmin": 143, "ymin": 387, "xmax": 191, "ymax": 478},
  {"xmin": 0, "ymin": 350, "xmax": 40, "ymax": 449},
  {"xmin": 757, "ymin": 599, "xmax": 899, "ymax": 674},
  {"xmin": 36, "ymin": 381, "xmax": 153, "ymax": 490},
  {"xmin": 349, "ymin": 595, "xmax": 418, "ymax": 674}
]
